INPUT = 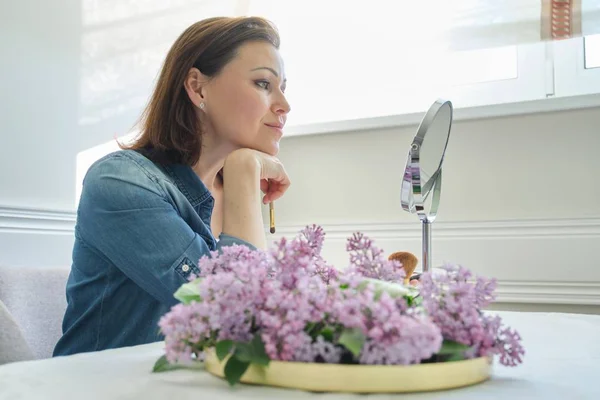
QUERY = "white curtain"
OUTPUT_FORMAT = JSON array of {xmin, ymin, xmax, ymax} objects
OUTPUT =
[
  {"xmin": 438, "ymin": 0, "xmax": 600, "ymax": 50},
  {"xmin": 245, "ymin": 0, "xmax": 600, "ymax": 51}
]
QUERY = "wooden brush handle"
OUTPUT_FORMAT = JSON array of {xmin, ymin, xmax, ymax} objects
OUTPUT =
[{"xmin": 388, "ymin": 251, "xmax": 419, "ymax": 284}]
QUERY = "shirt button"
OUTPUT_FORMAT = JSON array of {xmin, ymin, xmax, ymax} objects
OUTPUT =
[{"xmin": 182, "ymin": 264, "xmax": 190, "ymax": 273}]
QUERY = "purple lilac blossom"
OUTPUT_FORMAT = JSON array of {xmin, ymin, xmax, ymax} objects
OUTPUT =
[{"xmin": 158, "ymin": 227, "xmax": 523, "ymax": 368}]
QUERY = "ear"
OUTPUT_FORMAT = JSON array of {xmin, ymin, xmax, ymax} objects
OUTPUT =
[{"xmin": 184, "ymin": 67, "xmax": 208, "ymax": 109}]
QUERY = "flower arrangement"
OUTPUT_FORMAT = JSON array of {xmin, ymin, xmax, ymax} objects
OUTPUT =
[{"xmin": 153, "ymin": 225, "xmax": 524, "ymax": 386}]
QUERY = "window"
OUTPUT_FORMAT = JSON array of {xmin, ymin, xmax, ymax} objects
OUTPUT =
[
  {"xmin": 584, "ymin": 35, "xmax": 600, "ymax": 69},
  {"xmin": 246, "ymin": 0, "xmax": 548, "ymax": 132},
  {"xmin": 553, "ymin": 34, "xmax": 600, "ymax": 97}
]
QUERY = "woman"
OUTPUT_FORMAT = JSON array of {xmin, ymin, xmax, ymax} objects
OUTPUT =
[{"xmin": 53, "ymin": 16, "xmax": 291, "ymax": 356}]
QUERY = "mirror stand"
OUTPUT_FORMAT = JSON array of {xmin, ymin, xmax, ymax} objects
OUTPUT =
[
  {"xmin": 422, "ymin": 220, "xmax": 432, "ymax": 273},
  {"xmin": 400, "ymin": 99, "xmax": 452, "ymax": 275},
  {"xmin": 418, "ymin": 169, "xmax": 441, "ymax": 272}
]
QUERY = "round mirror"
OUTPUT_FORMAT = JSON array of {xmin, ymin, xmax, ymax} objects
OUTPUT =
[
  {"xmin": 400, "ymin": 99, "xmax": 453, "ymax": 273},
  {"xmin": 418, "ymin": 101, "xmax": 452, "ymax": 197}
]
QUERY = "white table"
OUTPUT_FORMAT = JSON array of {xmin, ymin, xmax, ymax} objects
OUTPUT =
[{"xmin": 1, "ymin": 311, "xmax": 599, "ymax": 399}]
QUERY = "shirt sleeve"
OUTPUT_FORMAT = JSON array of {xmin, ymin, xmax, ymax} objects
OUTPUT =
[
  {"xmin": 76, "ymin": 154, "xmax": 255, "ymax": 307},
  {"xmin": 217, "ymin": 233, "xmax": 257, "ymax": 251}
]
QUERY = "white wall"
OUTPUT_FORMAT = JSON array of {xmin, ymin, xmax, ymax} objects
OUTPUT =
[
  {"xmin": 1, "ymin": 1, "xmax": 599, "ymax": 312},
  {"xmin": 265, "ymin": 107, "xmax": 600, "ymax": 313},
  {"xmin": 1, "ymin": 0, "xmax": 81, "ymax": 212}
]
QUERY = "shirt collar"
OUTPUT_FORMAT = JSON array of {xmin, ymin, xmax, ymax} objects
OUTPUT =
[{"xmin": 162, "ymin": 163, "xmax": 214, "ymax": 208}]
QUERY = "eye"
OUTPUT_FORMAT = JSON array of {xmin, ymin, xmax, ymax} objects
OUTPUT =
[{"xmin": 255, "ymin": 80, "xmax": 270, "ymax": 90}]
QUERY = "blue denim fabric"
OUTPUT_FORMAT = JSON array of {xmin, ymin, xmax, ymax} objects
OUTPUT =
[{"xmin": 53, "ymin": 150, "xmax": 255, "ymax": 357}]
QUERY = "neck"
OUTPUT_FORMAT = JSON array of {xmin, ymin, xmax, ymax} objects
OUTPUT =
[{"xmin": 191, "ymin": 133, "xmax": 235, "ymax": 193}]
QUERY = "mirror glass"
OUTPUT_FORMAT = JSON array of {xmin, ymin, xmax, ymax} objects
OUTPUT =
[
  {"xmin": 400, "ymin": 99, "xmax": 453, "ymax": 214},
  {"xmin": 418, "ymin": 102, "xmax": 452, "ymax": 198}
]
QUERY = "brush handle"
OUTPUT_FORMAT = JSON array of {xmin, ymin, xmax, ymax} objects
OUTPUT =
[{"xmin": 269, "ymin": 202, "xmax": 275, "ymax": 234}]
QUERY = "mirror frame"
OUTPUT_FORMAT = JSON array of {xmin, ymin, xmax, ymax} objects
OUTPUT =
[
  {"xmin": 400, "ymin": 99, "xmax": 453, "ymax": 273},
  {"xmin": 400, "ymin": 99, "xmax": 453, "ymax": 222}
]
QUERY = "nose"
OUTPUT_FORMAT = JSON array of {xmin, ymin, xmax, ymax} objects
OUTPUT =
[{"xmin": 272, "ymin": 91, "xmax": 291, "ymax": 116}]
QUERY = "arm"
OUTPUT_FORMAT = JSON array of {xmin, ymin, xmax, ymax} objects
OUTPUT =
[
  {"xmin": 221, "ymin": 154, "xmax": 265, "ymax": 249},
  {"xmin": 221, "ymin": 149, "xmax": 291, "ymax": 250},
  {"xmin": 76, "ymin": 154, "xmax": 253, "ymax": 307}
]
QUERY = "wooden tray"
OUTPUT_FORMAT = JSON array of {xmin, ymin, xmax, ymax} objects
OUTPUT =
[{"xmin": 204, "ymin": 351, "xmax": 492, "ymax": 393}]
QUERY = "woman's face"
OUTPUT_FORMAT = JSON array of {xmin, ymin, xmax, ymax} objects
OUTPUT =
[{"xmin": 198, "ymin": 41, "xmax": 291, "ymax": 156}]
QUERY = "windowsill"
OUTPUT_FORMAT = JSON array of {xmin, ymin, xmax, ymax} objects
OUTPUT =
[{"xmin": 283, "ymin": 93, "xmax": 600, "ymax": 137}]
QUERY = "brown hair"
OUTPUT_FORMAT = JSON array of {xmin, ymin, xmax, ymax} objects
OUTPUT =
[{"xmin": 121, "ymin": 17, "xmax": 280, "ymax": 165}]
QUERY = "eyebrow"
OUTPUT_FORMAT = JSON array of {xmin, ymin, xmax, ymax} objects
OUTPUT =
[{"xmin": 251, "ymin": 67, "xmax": 286, "ymax": 81}]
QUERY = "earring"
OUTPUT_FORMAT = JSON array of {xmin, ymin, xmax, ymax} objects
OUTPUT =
[{"xmin": 199, "ymin": 102, "xmax": 205, "ymax": 110}]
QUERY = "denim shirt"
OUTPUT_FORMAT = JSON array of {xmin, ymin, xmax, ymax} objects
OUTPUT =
[{"xmin": 53, "ymin": 149, "xmax": 255, "ymax": 357}]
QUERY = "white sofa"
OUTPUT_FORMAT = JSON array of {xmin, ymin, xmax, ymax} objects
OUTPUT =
[{"xmin": 0, "ymin": 265, "xmax": 70, "ymax": 364}]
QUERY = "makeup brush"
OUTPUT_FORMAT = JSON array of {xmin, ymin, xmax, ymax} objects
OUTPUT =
[
  {"xmin": 269, "ymin": 201, "xmax": 275, "ymax": 234},
  {"xmin": 388, "ymin": 251, "xmax": 419, "ymax": 285}
]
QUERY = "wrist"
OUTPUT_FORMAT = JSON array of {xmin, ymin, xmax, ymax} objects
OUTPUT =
[
  {"xmin": 224, "ymin": 149, "xmax": 259, "ymax": 172},
  {"xmin": 223, "ymin": 152, "xmax": 260, "ymax": 191}
]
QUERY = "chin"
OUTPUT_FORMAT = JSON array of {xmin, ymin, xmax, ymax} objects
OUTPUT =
[
  {"xmin": 256, "ymin": 141, "xmax": 280, "ymax": 156},
  {"xmin": 264, "ymin": 145, "xmax": 279, "ymax": 157},
  {"xmin": 239, "ymin": 133, "xmax": 280, "ymax": 156}
]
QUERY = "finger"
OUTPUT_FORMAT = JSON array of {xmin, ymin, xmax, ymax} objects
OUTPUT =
[
  {"xmin": 260, "ymin": 179, "xmax": 269, "ymax": 194},
  {"xmin": 263, "ymin": 180, "xmax": 279, "ymax": 204},
  {"xmin": 263, "ymin": 183, "xmax": 276, "ymax": 204},
  {"xmin": 265, "ymin": 180, "xmax": 290, "ymax": 203}
]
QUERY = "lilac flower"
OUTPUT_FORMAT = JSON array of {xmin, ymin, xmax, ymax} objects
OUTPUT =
[
  {"xmin": 258, "ymin": 274, "xmax": 329, "ymax": 361},
  {"xmin": 359, "ymin": 314, "xmax": 442, "ymax": 365},
  {"xmin": 157, "ymin": 226, "xmax": 524, "ymax": 370},
  {"xmin": 346, "ymin": 232, "xmax": 405, "ymax": 282},
  {"xmin": 158, "ymin": 302, "xmax": 209, "ymax": 364},
  {"xmin": 299, "ymin": 224, "xmax": 339, "ymax": 284},
  {"xmin": 419, "ymin": 263, "xmax": 524, "ymax": 366},
  {"xmin": 268, "ymin": 236, "xmax": 314, "ymax": 289},
  {"xmin": 496, "ymin": 326, "xmax": 525, "ymax": 366},
  {"xmin": 312, "ymin": 335, "xmax": 343, "ymax": 363},
  {"xmin": 197, "ymin": 244, "xmax": 269, "ymax": 278},
  {"xmin": 327, "ymin": 281, "xmax": 442, "ymax": 365},
  {"xmin": 299, "ymin": 224, "xmax": 325, "ymax": 255}
]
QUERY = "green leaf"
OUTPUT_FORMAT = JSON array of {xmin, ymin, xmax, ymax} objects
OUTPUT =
[
  {"xmin": 173, "ymin": 278, "xmax": 203, "ymax": 304},
  {"xmin": 437, "ymin": 340, "xmax": 470, "ymax": 355},
  {"xmin": 152, "ymin": 355, "xmax": 172, "ymax": 372},
  {"xmin": 320, "ymin": 326, "xmax": 334, "ymax": 341},
  {"xmin": 249, "ymin": 334, "xmax": 270, "ymax": 366},
  {"xmin": 232, "ymin": 335, "xmax": 270, "ymax": 366},
  {"xmin": 305, "ymin": 321, "xmax": 318, "ymax": 333},
  {"xmin": 151, "ymin": 355, "xmax": 202, "ymax": 373},
  {"xmin": 338, "ymin": 328, "xmax": 365, "ymax": 358},
  {"xmin": 223, "ymin": 356, "xmax": 250, "ymax": 386},
  {"xmin": 362, "ymin": 278, "xmax": 417, "ymax": 299},
  {"xmin": 356, "ymin": 280, "xmax": 370, "ymax": 292},
  {"xmin": 233, "ymin": 342, "xmax": 253, "ymax": 362},
  {"xmin": 446, "ymin": 352, "xmax": 466, "ymax": 362},
  {"xmin": 410, "ymin": 295, "xmax": 423, "ymax": 307},
  {"xmin": 216, "ymin": 340, "xmax": 234, "ymax": 361},
  {"xmin": 305, "ymin": 322, "xmax": 322, "ymax": 338}
]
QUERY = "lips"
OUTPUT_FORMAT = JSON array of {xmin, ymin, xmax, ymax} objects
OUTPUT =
[{"xmin": 265, "ymin": 123, "xmax": 284, "ymax": 129}]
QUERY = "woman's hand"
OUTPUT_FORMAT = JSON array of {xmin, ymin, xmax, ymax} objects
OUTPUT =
[
  {"xmin": 226, "ymin": 148, "xmax": 291, "ymax": 204},
  {"xmin": 220, "ymin": 148, "xmax": 291, "ymax": 249}
]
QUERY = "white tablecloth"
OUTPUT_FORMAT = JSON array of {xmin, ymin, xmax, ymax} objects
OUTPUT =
[{"xmin": 1, "ymin": 311, "xmax": 599, "ymax": 400}]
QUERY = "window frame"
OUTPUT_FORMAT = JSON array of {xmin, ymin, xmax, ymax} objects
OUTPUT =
[{"xmin": 553, "ymin": 36, "xmax": 600, "ymax": 98}]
